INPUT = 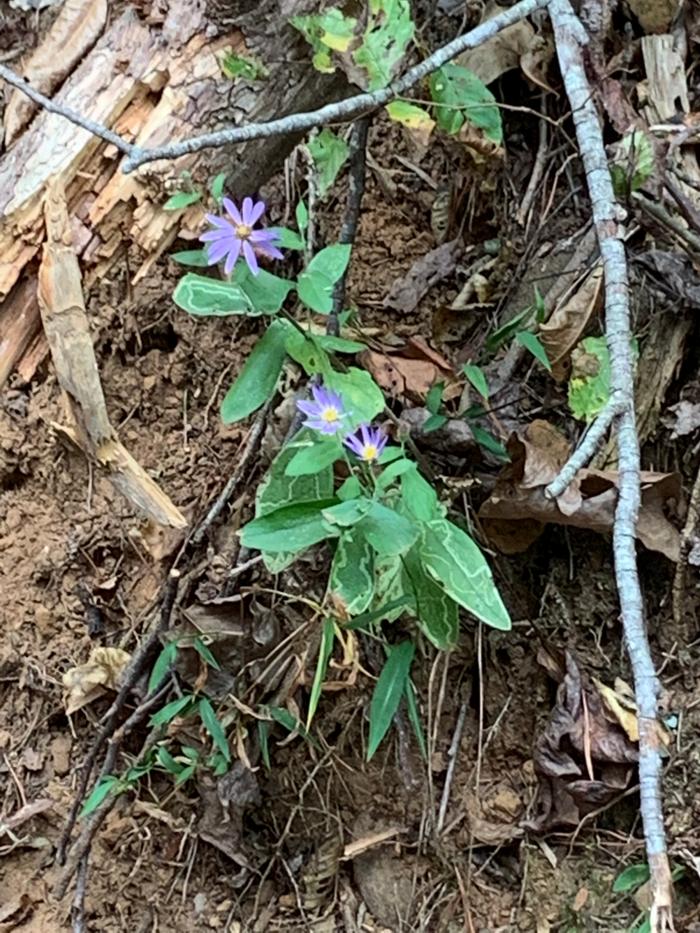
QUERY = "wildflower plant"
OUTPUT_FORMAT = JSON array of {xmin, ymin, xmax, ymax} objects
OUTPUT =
[{"xmin": 169, "ymin": 184, "xmax": 510, "ymax": 761}]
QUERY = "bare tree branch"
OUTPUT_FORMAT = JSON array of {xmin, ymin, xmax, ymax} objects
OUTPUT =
[
  {"xmin": 545, "ymin": 2, "xmax": 673, "ymax": 929},
  {"xmin": 0, "ymin": 0, "xmax": 549, "ymax": 174}
]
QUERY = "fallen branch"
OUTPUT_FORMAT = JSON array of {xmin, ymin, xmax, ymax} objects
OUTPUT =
[
  {"xmin": 545, "ymin": 1, "xmax": 673, "ymax": 928},
  {"xmin": 0, "ymin": 0, "xmax": 549, "ymax": 174},
  {"xmin": 38, "ymin": 180, "xmax": 187, "ymax": 529}
]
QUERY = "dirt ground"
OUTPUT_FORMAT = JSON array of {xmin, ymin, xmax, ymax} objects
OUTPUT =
[{"xmin": 3, "ymin": 2, "xmax": 700, "ymax": 932}]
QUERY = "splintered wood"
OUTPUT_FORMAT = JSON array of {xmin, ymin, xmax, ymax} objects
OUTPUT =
[{"xmin": 38, "ymin": 180, "xmax": 187, "ymax": 528}]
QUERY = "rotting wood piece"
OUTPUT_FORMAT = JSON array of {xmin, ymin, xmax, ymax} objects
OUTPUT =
[{"xmin": 37, "ymin": 179, "xmax": 187, "ymax": 529}]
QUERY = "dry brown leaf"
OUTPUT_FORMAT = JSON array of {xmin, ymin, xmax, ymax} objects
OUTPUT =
[
  {"xmin": 384, "ymin": 239, "xmax": 463, "ymax": 313},
  {"xmin": 480, "ymin": 424, "xmax": 681, "ymax": 560},
  {"xmin": 593, "ymin": 677, "xmax": 670, "ymax": 748},
  {"xmin": 62, "ymin": 646, "xmax": 131, "ymax": 714},
  {"xmin": 527, "ymin": 651, "xmax": 637, "ymax": 833},
  {"xmin": 360, "ymin": 337, "xmax": 456, "ymax": 403},
  {"xmin": 456, "ymin": 1, "xmax": 554, "ymax": 91},
  {"xmin": 465, "ymin": 785, "xmax": 525, "ymax": 845},
  {"xmin": 539, "ymin": 265, "xmax": 603, "ymax": 380}
]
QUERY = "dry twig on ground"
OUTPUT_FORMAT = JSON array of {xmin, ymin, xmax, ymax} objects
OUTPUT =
[{"xmin": 546, "ymin": 1, "xmax": 673, "ymax": 928}]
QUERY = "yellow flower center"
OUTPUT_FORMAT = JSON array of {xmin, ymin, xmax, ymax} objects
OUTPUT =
[
  {"xmin": 362, "ymin": 444, "xmax": 378, "ymax": 461},
  {"xmin": 235, "ymin": 223, "xmax": 253, "ymax": 239},
  {"xmin": 321, "ymin": 407, "xmax": 340, "ymax": 423}
]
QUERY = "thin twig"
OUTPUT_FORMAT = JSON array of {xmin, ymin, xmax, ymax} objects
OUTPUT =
[
  {"xmin": 436, "ymin": 700, "xmax": 468, "ymax": 833},
  {"xmin": 516, "ymin": 91, "xmax": 548, "ymax": 228},
  {"xmin": 672, "ymin": 458, "xmax": 700, "ymax": 627},
  {"xmin": 329, "ymin": 116, "xmax": 372, "ymax": 337},
  {"xmin": 71, "ymin": 853, "xmax": 89, "ymax": 933},
  {"xmin": 545, "ymin": 2, "xmax": 673, "ymax": 928},
  {"xmin": 192, "ymin": 401, "xmax": 271, "ymax": 545},
  {"xmin": 0, "ymin": 0, "xmax": 549, "ymax": 173},
  {"xmin": 57, "ymin": 570, "xmax": 180, "ymax": 864}
]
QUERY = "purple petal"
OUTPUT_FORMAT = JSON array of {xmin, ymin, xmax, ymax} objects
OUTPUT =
[
  {"xmin": 376, "ymin": 433, "xmax": 388, "ymax": 455},
  {"xmin": 317, "ymin": 420, "xmax": 343, "ymax": 435},
  {"xmin": 297, "ymin": 399, "xmax": 321, "ymax": 417},
  {"xmin": 205, "ymin": 239, "xmax": 232, "ymax": 265},
  {"xmin": 254, "ymin": 241, "xmax": 284, "ymax": 261},
  {"xmin": 242, "ymin": 240, "xmax": 259, "ymax": 275},
  {"xmin": 241, "ymin": 197, "xmax": 254, "ymax": 226},
  {"xmin": 200, "ymin": 229, "xmax": 231, "ymax": 242},
  {"xmin": 205, "ymin": 213, "xmax": 233, "ymax": 229},
  {"xmin": 249, "ymin": 228, "xmax": 278, "ymax": 243},
  {"xmin": 223, "ymin": 238, "xmax": 242, "ymax": 276},
  {"xmin": 344, "ymin": 433, "xmax": 364, "ymax": 456},
  {"xmin": 249, "ymin": 200, "xmax": 266, "ymax": 225},
  {"xmin": 223, "ymin": 198, "xmax": 242, "ymax": 225},
  {"xmin": 311, "ymin": 384, "xmax": 343, "ymax": 412}
]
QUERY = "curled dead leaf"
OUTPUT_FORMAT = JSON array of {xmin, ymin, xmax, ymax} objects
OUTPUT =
[
  {"xmin": 62, "ymin": 646, "xmax": 131, "ymax": 714},
  {"xmin": 539, "ymin": 265, "xmax": 603, "ymax": 381}
]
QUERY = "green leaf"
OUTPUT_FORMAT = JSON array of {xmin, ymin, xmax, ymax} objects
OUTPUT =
[
  {"xmin": 516, "ymin": 330, "xmax": 552, "ymax": 371},
  {"xmin": 386, "ymin": 100, "xmax": 435, "ymax": 142},
  {"xmin": 175, "ymin": 763, "xmax": 196, "ymax": 785},
  {"xmin": 198, "ymin": 697, "xmax": 231, "ymax": 762},
  {"xmin": 485, "ymin": 303, "xmax": 534, "ymax": 353},
  {"xmin": 285, "ymin": 437, "xmax": 342, "ymax": 476},
  {"xmin": 610, "ymin": 130, "xmax": 654, "ymax": 196},
  {"xmin": 425, "ymin": 382, "xmax": 444, "ymax": 415},
  {"xmin": 170, "ymin": 249, "xmax": 209, "ymax": 267},
  {"xmin": 423, "ymin": 413, "xmax": 448, "ymax": 432},
  {"xmin": 307, "ymin": 618, "xmax": 335, "ymax": 728},
  {"xmin": 403, "ymin": 546, "xmax": 459, "ymax": 648},
  {"xmin": 471, "ymin": 425, "xmax": 510, "ymax": 461},
  {"xmin": 358, "ymin": 501, "xmax": 418, "ymax": 556},
  {"xmin": 308, "ymin": 128, "xmax": 350, "ymax": 198},
  {"xmin": 376, "ymin": 457, "xmax": 414, "ymax": 490},
  {"xmin": 354, "ymin": 0, "xmax": 415, "ymax": 91},
  {"xmin": 314, "ymin": 334, "xmax": 366, "ymax": 354},
  {"xmin": 400, "ymin": 466, "xmax": 439, "ymax": 521},
  {"xmin": 209, "ymin": 172, "xmax": 226, "ymax": 203},
  {"xmin": 241, "ymin": 499, "xmax": 340, "ymax": 553},
  {"xmin": 277, "ymin": 227, "xmax": 305, "ymax": 250},
  {"xmin": 163, "ymin": 190, "xmax": 202, "ymax": 211},
  {"xmin": 297, "ymin": 244, "xmax": 352, "ymax": 314},
  {"xmin": 568, "ymin": 335, "xmax": 611, "ymax": 422},
  {"xmin": 377, "ymin": 446, "xmax": 405, "ymax": 465},
  {"xmin": 367, "ymin": 641, "xmax": 415, "ymax": 760},
  {"xmin": 156, "ymin": 745, "xmax": 183, "ymax": 775},
  {"xmin": 337, "ymin": 474, "xmax": 362, "ymax": 501},
  {"xmin": 220, "ymin": 320, "xmax": 288, "ymax": 424},
  {"xmin": 283, "ymin": 329, "xmax": 331, "ymax": 376},
  {"xmin": 193, "ymin": 637, "xmax": 221, "ymax": 671},
  {"xmin": 258, "ymin": 721, "xmax": 271, "ymax": 769},
  {"xmin": 429, "ymin": 63, "xmax": 502, "ymax": 144},
  {"xmin": 296, "ymin": 199, "xmax": 309, "ymax": 233},
  {"xmin": 463, "ymin": 363, "xmax": 489, "ymax": 400},
  {"xmin": 291, "ymin": 9, "xmax": 358, "ymax": 73},
  {"xmin": 329, "ymin": 533, "xmax": 375, "ymax": 615},
  {"xmin": 322, "ymin": 497, "xmax": 372, "ymax": 527},
  {"xmin": 148, "ymin": 641, "xmax": 178, "ymax": 693},
  {"xmin": 220, "ymin": 51, "xmax": 268, "ymax": 81},
  {"xmin": 173, "ymin": 273, "xmax": 255, "ymax": 317},
  {"xmin": 325, "ymin": 367, "xmax": 384, "ymax": 429},
  {"xmin": 230, "ymin": 262, "xmax": 293, "ymax": 314},
  {"xmin": 420, "ymin": 519, "xmax": 511, "ymax": 630},
  {"xmin": 344, "ymin": 595, "xmax": 413, "ymax": 630},
  {"xmin": 150, "ymin": 694, "xmax": 195, "ymax": 727},
  {"xmin": 255, "ymin": 428, "xmax": 334, "ymax": 571},
  {"xmin": 269, "ymin": 706, "xmax": 312, "ymax": 741},
  {"xmin": 80, "ymin": 775, "xmax": 120, "ymax": 817},
  {"xmin": 405, "ymin": 680, "xmax": 427, "ymax": 759},
  {"xmin": 612, "ymin": 864, "xmax": 651, "ymax": 894}
]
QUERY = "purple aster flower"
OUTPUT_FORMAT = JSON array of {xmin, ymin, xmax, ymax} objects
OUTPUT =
[
  {"xmin": 296, "ymin": 384, "xmax": 346, "ymax": 435},
  {"xmin": 200, "ymin": 196, "xmax": 283, "ymax": 276},
  {"xmin": 344, "ymin": 424, "xmax": 388, "ymax": 462}
]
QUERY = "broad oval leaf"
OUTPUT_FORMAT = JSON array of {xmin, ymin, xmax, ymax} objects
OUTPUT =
[
  {"xmin": 220, "ymin": 320, "xmax": 288, "ymax": 424},
  {"xmin": 285, "ymin": 437, "xmax": 342, "ymax": 476},
  {"xmin": 403, "ymin": 546, "xmax": 459, "ymax": 649},
  {"xmin": 230, "ymin": 263, "xmax": 293, "ymax": 314},
  {"xmin": 420, "ymin": 519, "xmax": 510, "ymax": 630},
  {"xmin": 241, "ymin": 498, "xmax": 340, "ymax": 553},
  {"xmin": 173, "ymin": 273, "xmax": 255, "ymax": 316},
  {"xmin": 358, "ymin": 501, "xmax": 418, "ymax": 556},
  {"xmin": 325, "ymin": 367, "xmax": 384, "ymax": 428},
  {"xmin": 429, "ymin": 63, "xmax": 502, "ymax": 144},
  {"xmin": 329, "ymin": 533, "xmax": 375, "ymax": 616},
  {"xmin": 297, "ymin": 244, "xmax": 352, "ymax": 313},
  {"xmin": 308, "ymin": 128, "xmax": 350, "ymax": 198},
  {"xmin": 367, "ymin": 641, "xmax": 415, "ymax": 760}
]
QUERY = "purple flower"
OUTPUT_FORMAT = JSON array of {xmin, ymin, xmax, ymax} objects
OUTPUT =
[
  {"xmin": 200, "ymin": 197, "xmax": 283, "ymax": 276},
  {"xmin": 297, "ymin": 384, "xmax": 346, "ymax": 435},
  {"xmin": 344, "ymin": 424, "xmax": 388, "ymax": 462}
]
